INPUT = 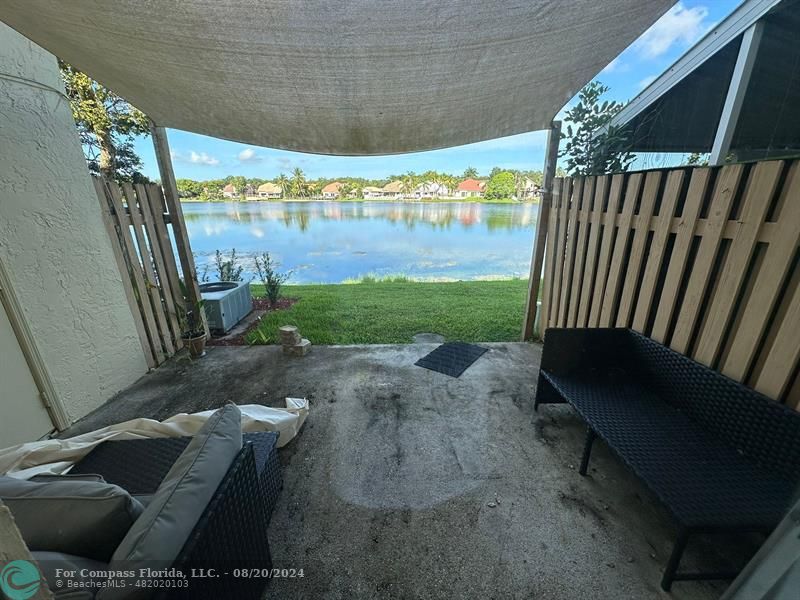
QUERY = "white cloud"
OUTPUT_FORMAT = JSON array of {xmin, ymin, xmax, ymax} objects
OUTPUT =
[
  {"xmin": 638, "ymin": 75, "xmax": 657, "ymax": 90},
  {"xmin": 601, "ymin": 57, "xmax": 623, "ymax": 74},
  {"xmin": 635, "ymin": 3, "xmax": 710, "ymax": 59},
  {"xmin": 189, "ymin": 151, "xmax": 220, "ymax": 166},
  {"xmin": 237, "ymin": 148, "xmax": 263, "ymax": 163},
  {"xmin": 171, "ymin": 149, "xmax": 220, "ymax": 166}
]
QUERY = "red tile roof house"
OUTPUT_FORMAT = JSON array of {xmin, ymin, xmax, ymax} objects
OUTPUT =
[
  {"xmin": 322, "ymin": 181, "xmax": 342, "ymax": 199},
  {"xmin": 222, "ymin": 183, "xmax": 237, "ymax": 198},
  {"xmin": 456, "ymin": 178, "xmax": 485, "ymax": 198}
]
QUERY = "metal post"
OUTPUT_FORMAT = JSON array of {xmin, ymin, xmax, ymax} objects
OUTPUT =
[
  {"xmin": 579, "ymin": 428, "xmax": 596, "ymax": 475},
  {"xmin": 522, "ymin": 120, "xmax": 562, "ymax": 340},
  {"xmin": 709, "ymin": 21, "xmax": 763, "ymax": 166},
  {"xmin": 149, "ymin": 120, "xmax": 208, "ymax": 337},
  {"xmin": 661, "ymin": 528, "xmax": 691, "ymax": 591}
]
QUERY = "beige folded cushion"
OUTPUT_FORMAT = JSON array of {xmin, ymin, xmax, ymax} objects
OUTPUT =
[{"xmin": 0, "ymin": 476, "xmax": 143, "ymax": 562}]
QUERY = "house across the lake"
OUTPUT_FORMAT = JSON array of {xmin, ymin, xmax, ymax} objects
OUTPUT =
[
  {"xmin": 382, "ymin": 180, "xmax": 403, "ymax": 198},
  {"xmin": 362, "ymin": 186, "xmax": 384, "ymax": 199},
  {"xmin": 322, "ymin": 181, "xmax": 342, "ymax": 199},
  {"xmin": 222, "ymin": 183, "xmax": 237, "ymax": 198},
  {"xmin": 257, "ymin": 182, "xmax": 282, "ymax": 198},
  {"xmin": 456, "ymin": 178, "xmax": 485, "ymax": 198},
  {"xmin": 520, "ymin": 177, "xmax": 539, "ymax": 199},
  {"xmin": 414, "ymin": 181, "xmax": 451, "ymax": 198}
]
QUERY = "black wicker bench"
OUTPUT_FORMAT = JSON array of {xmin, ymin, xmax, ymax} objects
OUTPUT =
[{"xmin": 534, "ymin": 328, "xmax": 800, "ymax": 591}]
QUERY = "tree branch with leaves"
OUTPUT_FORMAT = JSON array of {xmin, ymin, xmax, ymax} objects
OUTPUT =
[
  {"xmin": 559, "ymin": 81, "xmax": 634, "ymax": 176},
  {"xmin": 60, "ymin": 61, "xmax": 150, "ymax": 182}
]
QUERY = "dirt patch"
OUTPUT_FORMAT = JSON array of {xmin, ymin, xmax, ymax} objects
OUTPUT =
[
  {"xmin": 534, "ymin": 415, "xmax": 563, "ymax": 446},
  {"xmin": 252, "ymin": 297, "xmax": 296, "ymax": 312},
  {"xmin": 207, "ymin": 297, "xmax": 298, "ymax": 346},
  {"xmin": 557, "ymin": 490, "xmax": 607, "ymax": 527}
]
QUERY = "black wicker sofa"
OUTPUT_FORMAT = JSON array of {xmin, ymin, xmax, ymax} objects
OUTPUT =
[
  {"xmin": 2, "ymin": 405, "xmax": 282, "ymax": 600},
  {"xmin": 534, "ymin": 328, "xmax": 800, "ymax": 591},
  {"xmin": 70, "ymin": 430, "xmax": 282, "ymax": 599}
]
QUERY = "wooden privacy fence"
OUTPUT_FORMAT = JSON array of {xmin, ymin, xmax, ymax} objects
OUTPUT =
[
  {"xmin": 93, "ymin": 178, "xmax": 200, "ymax": 368},
  {"xmin": 538, "ymin": 159, "xmax": 800, "ymax": 409}
]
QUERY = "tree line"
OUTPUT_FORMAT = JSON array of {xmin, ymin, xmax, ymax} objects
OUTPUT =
[{"xmin": 176, "ymin": 167, "xmax": 552, "ymax": 200}]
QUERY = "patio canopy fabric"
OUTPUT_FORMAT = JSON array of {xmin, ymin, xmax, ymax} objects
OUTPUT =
[{"xmin": 1, "ymin": 0, "xmax": 671, "ymax": 155}]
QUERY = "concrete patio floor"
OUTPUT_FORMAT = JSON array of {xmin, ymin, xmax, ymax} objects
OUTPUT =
[{"xmin": 67, "ymin": 343, "xmax": 752, "ymax": 599}]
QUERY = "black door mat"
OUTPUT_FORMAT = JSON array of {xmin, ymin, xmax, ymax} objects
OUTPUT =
[{"xmin": 415, "ymin": 342, "xmax": 488, "ymax": 377}]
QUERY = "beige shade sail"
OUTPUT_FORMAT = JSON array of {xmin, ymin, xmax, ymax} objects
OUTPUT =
[{"xmin": 1, "ymin": 0, "xmax": 672, "ymax": 155}]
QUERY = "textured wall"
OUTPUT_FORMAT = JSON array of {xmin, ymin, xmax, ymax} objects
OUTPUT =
[{"xmin": 0, "ymin": 23, "xmax": 148, "ymax": 424}]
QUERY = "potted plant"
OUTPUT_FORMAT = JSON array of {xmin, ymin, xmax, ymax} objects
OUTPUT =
[
  {"xmin": 181, "ymin": 301, "xmax": 207, "ymax": 358},
  {"xmin": 178, "ymin": 280, "xmax": 207, "ymax": 358}
]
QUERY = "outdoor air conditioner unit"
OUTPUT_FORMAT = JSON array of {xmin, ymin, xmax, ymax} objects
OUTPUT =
[{"xmin": 199, "ymin": 281, "xmax": 252, "ymax": 333}]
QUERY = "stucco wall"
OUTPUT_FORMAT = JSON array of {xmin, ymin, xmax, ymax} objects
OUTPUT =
[{"xmin": 0, "ymin": 23, "xmax": 148, "ymax": 424}]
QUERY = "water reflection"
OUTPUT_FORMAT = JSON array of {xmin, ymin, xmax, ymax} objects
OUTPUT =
[
  {"xmin": 182, "ymin": 201, "xmax": 538, "ymax": 284},
  {"xmin": 183, "ymin": 201, "xmax": 537, "ymax": 230}
]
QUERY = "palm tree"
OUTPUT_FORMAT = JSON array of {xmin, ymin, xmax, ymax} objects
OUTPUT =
[
  {"xmin": 306, "ymin": 180, "xmax": 320, "ymax": 198},
  {"xmin": 400, "ymin": 173, "xmax": 417, "ymax": 199},
  {"xmin": 290, "ymin": 168, "xmax": 306, "ymax": 198},
  {"xmin": 442, "ymin": 175, "xmax": 458, "ymax": 197},
  {"xmin": 339, "ymin": 182, "xmax": 354, "ymax": 199},
  {"xmin": 276, "ymin": 173, "xmax": 290, "ymax": 197},
  {"xmin": 432, "ymin": 173, "xmax": 448, "ymax": 198},
  {"xmin": 463, "ymin": 166, "xmax": 478, "ymax": 179}
]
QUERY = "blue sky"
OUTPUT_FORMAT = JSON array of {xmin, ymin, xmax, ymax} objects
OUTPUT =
[{"xmin": 134, "ymin": 1, "xmax": 740, "ymax": 181}]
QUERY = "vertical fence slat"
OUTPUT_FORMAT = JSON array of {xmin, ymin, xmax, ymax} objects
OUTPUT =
[
  {"xmin": 693, "ymin": 161, "xmax": 783, "ymax": 367},
  {"xmin": 600, "ymin": 173, "xmax": 642, "ymax": 327},
  {"xmin": 122, "ymin": 183, "xmax": 175, "ymax": 356},
  {"xmin": 632, "ymin": 170, "xmax": 685, "ymax": 333},
  {"xmin": 549, "ymin": 178, "xmax": 572, "ymax": 329},
  {"xmin": 103, "ymin": 180, "xmax": 165, "ymax": 365},
  {"xmin": 540, "ymin": 178, "xmax": 562, "ymax": 333},
  {"xmin": 754, "ymin": 281, "xmax": 800, "ymax": 400},
  {"xmin": 557, "ymin": 179, "xmax": 583, "ymax": 327},
  {"xmin": 145, "ymin": 185, "xmax": 185, "ymax": 311},
  {"xmin": 670, "ymin": 164, "xmax": 744, "ymax": 355},
  {"xmin": 721, "ymin": 162, "xmax": 800, "ymax": 380},
  {"xmin": 589, "ymin": 174, "xmax": 624, "ymax": 328},
  {"xmin": 576, "ymin": 176, "xmax": 607, "ymax": 327},
  {"xmin": 93, "ymin": 179, "xmax": 157, "ymax": 369},
  {"xmin": 136, "ymin": 183, "xmax": 183, "ymax": 351},
  {"xmin": 651, "ymin": 168, "xmax": 711, "ymax": 343},
  {"xmin": 616, "ymin": 171, "xmax": 661, "ymax": 328},
  {"xmin": 567, "ymin": 178, "xmax": 595, "ymax": 327}
]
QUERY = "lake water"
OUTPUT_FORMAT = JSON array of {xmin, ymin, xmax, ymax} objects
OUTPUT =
[{"xmin": 182, "ymin": 201, "xmax": 538, "ymax": 284}]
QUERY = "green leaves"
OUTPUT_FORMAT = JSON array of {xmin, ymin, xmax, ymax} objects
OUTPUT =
[
  {"xmin": 559, "ymin": 81, "xmax": 634, "ymax": 176},
  {"xmin": 484, "ymin": 171, "xmax": 516, "ymax": 200},
  {"xmin": 253, "ymin": 252, "xmax": 291, "ymax": 305},
  {"xmin": 60, "ymin": 61, "xmax": 149, "ymax": 182}
]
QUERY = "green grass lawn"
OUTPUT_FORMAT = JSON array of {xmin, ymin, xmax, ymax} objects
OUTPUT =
[{"xmin": 247, "ymin": 279, "xmax": 529, "ymax": 345}]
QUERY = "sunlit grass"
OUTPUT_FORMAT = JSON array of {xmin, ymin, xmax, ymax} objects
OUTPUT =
[{"xmin": 247, "ymin": 279, "xmax": 529, "ymax": 345}]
